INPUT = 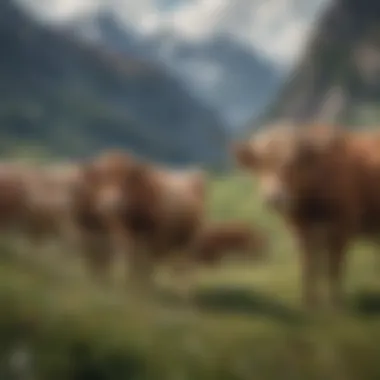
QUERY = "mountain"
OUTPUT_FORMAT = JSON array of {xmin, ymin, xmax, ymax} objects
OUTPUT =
[
  {"xmin": 0, "ymin": 0, "xmax": 229, "ymax": 168},
  {"xmin": 263, "ymin": 0, "xmax": 380, "ymax": 127},
  {"xmin": 67, "ymin": 10, "xmax": 283, "ymax": 128},
  {"xmin": 150, "ymin": 34, "xmax": 283, "ymax": 127}
]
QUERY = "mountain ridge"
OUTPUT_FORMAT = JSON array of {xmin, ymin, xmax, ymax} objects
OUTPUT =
[
  {"xmin": 0, "ymin": 0, "xmax": 229, "ymax": 168},
  {"xmin": 261, "ymin": 0, "xmax": 380, "ymax": 128},
  {"xmin": 66, "ymin": 9, "xmax": 283, "ymax": 128}
]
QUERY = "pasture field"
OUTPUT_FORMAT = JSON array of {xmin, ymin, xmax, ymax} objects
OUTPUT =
[{"xmin": 0, "ymin": 173, "xmax": 380, "ymax": 379}]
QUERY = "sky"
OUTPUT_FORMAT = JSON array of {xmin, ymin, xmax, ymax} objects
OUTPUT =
[{"xmin": 18, "ymin": 0, "xmax": 330, "ymax": 68}]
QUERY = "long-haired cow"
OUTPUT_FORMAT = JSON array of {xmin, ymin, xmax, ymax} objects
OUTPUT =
[
  {"xmin": 0, "ymin": 160, "xmax": 82, "ymax": 258},
  {"xmin": 192, "ymin": 221, "xmax": 268, "ymax": 267},
  {"xmin": 234, "ymin": 124, "xmax": 380, "ymax": 310},
  {"xmin": 74, "ymin": 150, "xmax": 208, "ymax": 298}
]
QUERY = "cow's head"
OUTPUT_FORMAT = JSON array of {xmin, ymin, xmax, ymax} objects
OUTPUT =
[
  {"xmin": 233, "ymin": 124, "xmax": 345, "ymax": 213},
  {"xmin": 80, "ymin": 150, "xmax": 140, "ymax": 217}
]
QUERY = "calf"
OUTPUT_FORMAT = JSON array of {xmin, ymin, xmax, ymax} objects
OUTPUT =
[
  {"xmin": 234, "ymin": 124, "xmax": 380, "ymax": 310},
  {"xmin": 193, "ymin": 221, "xmax": 268, "ymax": 267}
]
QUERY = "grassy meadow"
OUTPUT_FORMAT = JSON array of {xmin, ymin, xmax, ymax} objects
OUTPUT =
[{"xmin": 0, "ymin": 172, "xmax": 380, "ymax": 379}]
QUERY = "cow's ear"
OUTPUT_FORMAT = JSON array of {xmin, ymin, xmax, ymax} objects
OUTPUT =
[{"xmin": 232, "ymin": 142, "xmax": 257, "ymax": 169}]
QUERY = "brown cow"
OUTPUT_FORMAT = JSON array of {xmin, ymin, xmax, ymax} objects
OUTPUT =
[
  {"xmin": 75, "ymin": 150, "xmax": 207, "ymax": 298},
  {"xmin": 0, "ymin": 161, "xmax": 81, "ymax": 259},
  {"xmin": 234, "ymin": 123, "xmax": 380, "ymax": 311},
  {"xmin": 192, "ymin": 221, "xmax": 268, "ymax": 267},
  {"xmin": 23, "ymin": 161, "xmax": 84, "ymax": 256},
  {"xmin": 0, "ymin": 162, "xmax": 32, "ymax": 234},
  {"xmin": 70, "ymin": 150, "xmax": 138, "ymax": 284},
  {"xmin": 1, "ymin": 161, "xmax": 84, "ymax": 258},
  {"xmin": 117, "ymin": 161, "xmax": 207, "ymax": 298}
]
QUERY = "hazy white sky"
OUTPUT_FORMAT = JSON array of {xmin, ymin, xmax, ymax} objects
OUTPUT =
[{"xmin": 18, "ymin": 0, "xmax": 330, "ymax": 67}]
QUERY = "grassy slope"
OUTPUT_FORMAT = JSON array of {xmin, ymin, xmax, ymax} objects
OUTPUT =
[{"xmin": 1, "ymin": 173, "xmax": 380, "ymax": 379}]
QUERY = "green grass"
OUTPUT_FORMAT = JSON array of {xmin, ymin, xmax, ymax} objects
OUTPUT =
[{"xmin": 1, "ymin": 173, "xmax": 380, "ymax": 379}]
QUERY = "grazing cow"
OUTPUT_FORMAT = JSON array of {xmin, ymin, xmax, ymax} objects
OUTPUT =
[
  {"xmin": 117, "ymin": 162, "xmax": 207, "ymax": 298},
  {"xmin": 75, "ymin": 150, "xmax": 207, "ymax": 297},
  {"xmin": 22, "ymin": 162, "xmax": 83, "ymax": 255},
  {"xmin": 70, "ymin": 150, "xmax": 138, "ymax": 284},
  {"xmin": 192, "ymin": 221, "xmax": 268, "ymax": 267},
  {"xmin": 234, "ymin": 123, "xmax": 380, "ymax": 310},
  {"xmin": 0, "ymin": 161, "xmax": 81, "ymax": 258},
  {"xmin": 0, "ymin": 162, "xmax": 32, "ymax": 235},
  {"xmin": 2, "ymin": 161, "xmax": 83, "ymax": 257}
]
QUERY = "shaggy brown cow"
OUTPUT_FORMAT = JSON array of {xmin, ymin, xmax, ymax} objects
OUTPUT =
[
  {"xmin": 0, "ymin": 161, "xmax": 82, "ymax": 259},
  {"xmin": 9, "ymin": 162, "xmax": 83, "ymax": 256},
  {"xmin": 234, "ymin": 124, "xmax": 380, "ymax": 310},
  {"xmin": 70, "ymin": 150, "xmax": 138, "ymax": 283},
  {"xmin": 119, "ymin": 162, "xmax": 207, "ymax": 297},
  {"xmin": 75, "ymin": 150, "xmax": 207, "ymax": 297},
  {"xmin": 23, "ymin": 162, "xmax": 84, "ymax": 255},
  {"xmin": 192, "ymin": 221, "xmax": 268, "ymax": 267},
  {"xmin": 0, "ymin": 162, "xmax": 32, "ymax": 233}
]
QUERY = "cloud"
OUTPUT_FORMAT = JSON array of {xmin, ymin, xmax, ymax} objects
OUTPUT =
[
  {"xmin": 17, "ymin": 0, "xmax": 331, "ymax": 67},
  {"xmin": 181, "ymin": 59, "xmax": 225, "ymax": 87},
  {"xmin": 17, "ymin": 0, "xmax": 102, "ymax": 21}
]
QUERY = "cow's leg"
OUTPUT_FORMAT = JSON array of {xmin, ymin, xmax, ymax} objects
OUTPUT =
[
  {"xmin": 371, "ymin": 238, "xmax": 380, "ymax": 274},
  {"xmin": 295, "ymin": 227, "xmax": 325, "ymax": 311},
  {"xmin": 300, "ymin": 245, "xmax": 320, "ymax": 310},
  {"xmin": 106, "ymin": 217, "xmax": 131, "ymax": 265},
  {"xmin": 81, "ymin": 232, "xmax": 114, "ymax": 286},
  {"xmin": 126, "ymin": 241, "xmax": 156, "ymax": 299},
  {"xmin": 9, "ymin": 231, "xmax": 30, "ymax": 259},
  {"xmin": 2, "ymin": 229, "xmax": 32, "ymax": 263},
  {"xmin": 326, "ymin": 234, "xmax": 348, "ymax": 311},
  {"xmin": 58, "ymin": 219, "xmax": 82, "ymax": 259},
  {"xmin": 167, "ymin": 243, "xmax": 201, "ymax": 317},
  {"xmin": 25, "ymin": 228, "xmax": 51, "ymax": 264},
  {"xmin": 172, "ymin": 254, "xmax": 196, "ymax": 302}
]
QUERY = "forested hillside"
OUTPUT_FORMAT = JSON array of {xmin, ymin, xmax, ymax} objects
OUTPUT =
[{"xmin": 0, "ymin": 0, "xmax": 229, "ymax": 167}]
